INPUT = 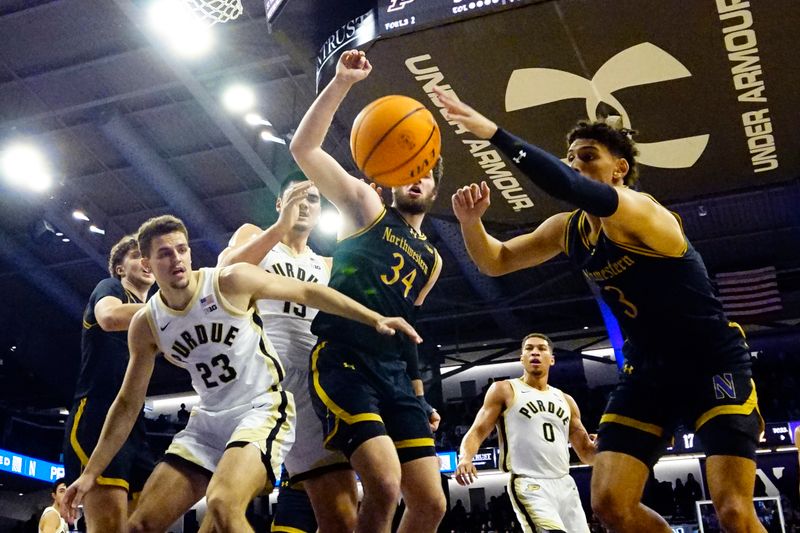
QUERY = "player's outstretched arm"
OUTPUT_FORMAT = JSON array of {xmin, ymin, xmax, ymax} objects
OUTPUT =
[
  {"xmin": 220, "ymin": 263, "xmax": 422, "ymax": 342},
  {"xmin": 455, "ymin": 381, "xmax": 510, "ymax": 486},
  {"xmin": 453, "ymin": 182, "xmax": 568, "ymax": 276},
  {"xmin": 217, "ymin": 182, "xmax": 316, "ymax": 267},
  {"xmin": 565, "ymin": 393, "xmax": 597, "ymax": 466},
  {"xmin": 95, "ymin": 295, "xmax": 145, "ymax": 332},
  {"xmin": 290, "ymin": 50, "xmax": 382, "ymax": 236},
  {"xmin": 61, "ymin": 310, "xmax": 158, "ymax": 522}
]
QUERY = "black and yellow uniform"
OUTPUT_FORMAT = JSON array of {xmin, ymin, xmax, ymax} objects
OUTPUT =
[
  {"xmin": 63, "ymin": 278, "xmax": 154, "ymax": 492},
  {"xmin": 271, "ymin": 468, "xmax": 317, "ymax": 533},
  {"xmin": 564, "ymin": 208, "xmax": 762, "ymax": 466},
  {"xmin": 311, "ymin": 207, "xmax": 440, "ymax": 460}
]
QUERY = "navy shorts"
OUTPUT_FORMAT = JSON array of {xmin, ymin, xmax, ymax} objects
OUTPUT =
[{"xmin": 309, "ymin": 340, "xmax": 435, "ymax": 462}]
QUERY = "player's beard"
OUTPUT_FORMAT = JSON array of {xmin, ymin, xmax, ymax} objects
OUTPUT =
[{"xmin": 394, "ymin": 189, "xmax": 435, "ymax": 215}]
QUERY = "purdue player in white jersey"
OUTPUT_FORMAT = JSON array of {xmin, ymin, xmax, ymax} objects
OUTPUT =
[
  {"xmin": 62, "ymin": 215, "xmax": 422, "ymax": 533},
  {"xmin": 219, "ymin": 175, "xmax": 353, "ymax": 533},
  {"xmin": 455, "ymin": 333, "xmax": 597, "ymax": 533}
]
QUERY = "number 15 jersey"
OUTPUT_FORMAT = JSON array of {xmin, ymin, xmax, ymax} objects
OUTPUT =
[{"xmin": 145, "ymin": 268, "xmax": 286, "ymax": 411}]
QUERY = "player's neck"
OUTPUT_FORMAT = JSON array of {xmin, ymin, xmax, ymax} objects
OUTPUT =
[
  {"xmin": 397, "ymin": 209, "xmax": 426, "ymax": 232},
  {"xmin": 521, "ymin": 373, "xmax": 549, "ymax": 391},
  {"xmin": 121, "ymin": 277, "xmax": 150, "ymax": 302},
  {"xmin": 159, "ymin": 270, "xmax": 199, "ymax": 311},
  {"xmin": 281, "ymin": 231, "xmax": 310, "ymax": 254}
]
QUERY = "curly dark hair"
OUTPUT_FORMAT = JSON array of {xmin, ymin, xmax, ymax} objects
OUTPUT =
[
  {"xmin": 567, "ymin": 121, "xmax": 639, "ymax": 186},
  {"xmin": 432, "ymin": 156, "xmax": 444, "ymax": 188},
  {"xmin": 108, "ymin": 235, "xmax": 139, "ymax": 279}
]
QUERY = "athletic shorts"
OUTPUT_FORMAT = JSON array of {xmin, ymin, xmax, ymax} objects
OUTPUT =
[
  {"xmin": 165, "ymin": 390, "xmax": 295, "ymax": 486},
  {"xmin": 282, "ymin": 364, "xmax": 349, "ymax": 484},
  {"xmin": 63, "ymin": 397, "xmax": 153, "ymax": 494},
  {"xmin": 309, "ymin": 340, "xmax": 435, "ymax": 462},
  {"xmin": 597, "ymin": 364, "xmax": 764, "ymax": 467},
  {"xmin": 271, "ymin": 469, "xmax": 318, "ymax": 533},
  {"xmin": 508, "ymin": 474, "xmax": 589, "ymax": 533}
]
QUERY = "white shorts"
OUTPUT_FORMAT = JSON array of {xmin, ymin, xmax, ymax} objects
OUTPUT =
[
  {"xmin": 281, "ymin": 365, "xmax": 348, "ymax": 482},
  {"xmin": 508, "ymin": 473, "xmax": 589, "ymax": 533},
  {"xmin": 165, "ymin": 390, "xmax": 295, "ymax": 484}
]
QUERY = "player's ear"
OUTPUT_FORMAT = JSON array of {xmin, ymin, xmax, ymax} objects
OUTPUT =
[{"xmin": 275, "ymin": 196, "xmax": 282, "ymax": 213}]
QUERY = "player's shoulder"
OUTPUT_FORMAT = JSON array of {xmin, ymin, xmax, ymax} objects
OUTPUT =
[{"xmin": 92, "ymin": 276, "xmax": 125, "ymax": 300}]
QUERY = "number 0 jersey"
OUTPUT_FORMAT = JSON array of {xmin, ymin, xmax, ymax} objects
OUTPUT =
[
  {"xmin": 497, "ymin": 380, "xmax": 571, "ymax": 479},
  {"xmin": 256, "ymin": 242, "xmax": 329, "ymax": 369},
  {"xmin": 564, "ymin": 208, "xmax": 749, "ymax": 373},
  {"xmin": 312, "ymin": 207, "xmax": 440, "ymax": 364},
  {"xmin": 145, "ymin": 268, "xmax": 285, "ymax": 411}
]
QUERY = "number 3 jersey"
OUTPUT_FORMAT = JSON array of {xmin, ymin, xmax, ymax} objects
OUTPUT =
[
  {"xmin": 497, "ymin": 380, "xmax": 571, "ymax": 479},
  {"xmin": 256, "ymin": 242, "xmax": 329, "ymax": 370},
  {"xmin": 145, "ymin": 267, "xmax": 286, "ymax": 411},
  {"xmin": 312, "ymin": 207, "xmax": 440, "ymax": 363},
  {"xmin": 564, "ymin": 209, "xmax": 749, "ymax": 374}
]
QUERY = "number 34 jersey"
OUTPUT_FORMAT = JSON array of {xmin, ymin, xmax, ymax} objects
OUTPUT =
[
  {"xmin": 145, "ymin": 267, "xmax": 286, "ymax": 411},
  {"xmin": 312, "ymin": 207, "xmax": 440, "ymax": 361}
]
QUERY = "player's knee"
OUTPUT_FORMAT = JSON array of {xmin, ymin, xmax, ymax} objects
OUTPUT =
[
  {"xmin": 205, "ymin": 491, "xmax": 241, "ymax": 527},
  {"xmin": 714, "ymin": 498, "xmax": 751, "ymax": 529},
  {"xmin": 361, "ymin": 473, "xmax": 401, "ymax": 505},
  {"xmin": 128, "ymin": 515, "xmax": 160, "ymax": 533},
  {"xmin": 418, "ymin": 491, "xmax": 446, "ymax": 521},
  {"xmin": 591, "ymin": 490, "xmax": 629, "ymax": 527}
]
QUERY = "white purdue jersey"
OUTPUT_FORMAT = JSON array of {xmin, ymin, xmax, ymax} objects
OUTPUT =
[
  {"xmin": 146, "ymin": 268, "xmax": 285, "ymax": 411},
  {"xmin": 256, "ymin": 242, "xmax": 329, "ymax": 369},
  {"xmin": 497, "ymin": 379, "xmax": 571, "ymax": 478}
]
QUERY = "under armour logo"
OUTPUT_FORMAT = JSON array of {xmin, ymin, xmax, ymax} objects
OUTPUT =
[
  {"xmin": 387, "ymin": 0, "xmax": 415, "ymax": 12},
  {"xmin": 505, "ymin": 42, "xmax": 709, "ymax": 169},
  {"xmin": 512, "ymin": 150, "xmax": 527, "ymax": 164}
]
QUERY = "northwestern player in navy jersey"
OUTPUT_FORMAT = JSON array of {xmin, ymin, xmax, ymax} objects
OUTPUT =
[
  {"xmin": 434, "ymin": 87, "xmax": 765, "ymax": 533},
  {"xmin": 291, "ymin": 50, "xmax": 446, "ymax": 533},
  {"xmin": 63, "ymin": 236, "xmax": 155, "ymax": 533}
]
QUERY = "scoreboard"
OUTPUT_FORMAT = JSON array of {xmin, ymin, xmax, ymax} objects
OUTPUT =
[{"xmin": 377, "ymin": 0, "xmax": 534, "ymax": 35}]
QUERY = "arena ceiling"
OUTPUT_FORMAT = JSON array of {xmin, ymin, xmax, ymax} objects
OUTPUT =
[{"xmin": 0, "ymin": 0, "xmax": 798, "ymax": 409}]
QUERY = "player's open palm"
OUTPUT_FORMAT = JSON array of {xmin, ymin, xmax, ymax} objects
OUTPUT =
[
  {"xmin": 432, "ymin": 86, "xmax": 497, "ymax": 139},
  {"xmin": 60, "ymin": 474, "xmax": 94, "ymax": 522},
  {"xmin": 452, "ymin": 182, "xmax": 491, "ymax": 224},
  {"xmin": 375, "ymin": 317, "xmax": 422, "ymax": 344},
  {"xmin": 336, "ymin": 50, "xmax": 372, "ymax": 85}
]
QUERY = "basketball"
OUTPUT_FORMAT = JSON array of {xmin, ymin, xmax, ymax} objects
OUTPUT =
[{"xmin": 350, "ymin": 95, "xmax": 441, "ymax": 187}]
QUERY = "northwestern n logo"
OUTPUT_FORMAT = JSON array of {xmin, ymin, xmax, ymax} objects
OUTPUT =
[
  {"xmin": 712, "ymin": 373, "xmax": 736, "ymax": 400},
  {"xmin": 387, "ymin": 0, "xmax": 415, "ymax": 12},
  {"xmin": 505, "ymin": 43, "xmax": 709, "ymax": 169}
]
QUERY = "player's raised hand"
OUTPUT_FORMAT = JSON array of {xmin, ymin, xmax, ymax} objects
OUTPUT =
[
  {"xmin": 276, "ymin": 181, "xmax": 314, "ymax": 231},
  {"xmin": 60, "ymin": 474, "xmax": 95, "ymax": 522},
  {"xmin": 452, "ymin": 182, "xmax": 491, "ymax": 224},
  {"xmin": 374, "ymin": 317, "xmax": 422, "ymax": 344},
  {"xmin": 432, "ymin": 86, "xmax": 498, "ymax": 139},
  {"xmin": 336, "ymin": 50, "xmax": 372, "ymax": 85},
  {"xmin": 454, "ymin": 458, "xmax": 478, "ymax": 486}
]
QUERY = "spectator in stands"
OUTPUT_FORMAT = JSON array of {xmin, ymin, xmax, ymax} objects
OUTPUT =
[{"xmin": 176, "ymin": 403, "xmax": 190, "ymax": 425}]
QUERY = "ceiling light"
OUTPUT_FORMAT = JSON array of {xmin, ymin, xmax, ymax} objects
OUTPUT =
[
  {"xmin": 318, "ymin": 210, "xmax": 340, "ymax": 235},
  {"xmin": 89, "ymin": 225, "xmax": 105, "ymax": 235},
  {"xmin": 222, "ymin": 84, "xmax": 256, "ymax": 114},
  {"xmin": 55, "ymin": 232, "xmax": 63, "ymax": 237},
  {"xmin": 72, "ymin": 210, "xmax": 89, "ymax": 221},
  {"xmin": 260, "ymin": 131, "xmax": 286, "ymax": 145},
  {"xmin": 245, "ymin": 113, "xmax": 271, "ymax": 127},
  {"xmin": 62, "ymin": 238, "xmax": 71, "ymax": 243},
  {"xmin": 149, "ymin": 0, "xmax": 213, "ymax": 58},
  {"xmin": 0, "ymin": 143, "xmax": 52, "ymax": 192}
]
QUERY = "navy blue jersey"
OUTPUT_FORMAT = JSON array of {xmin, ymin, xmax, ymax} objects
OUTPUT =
[
  {"xmin": 74, "ymin": 278, "xmax": 143, "ymax": 402},
  {"xmin": 312, "ymin": 207, "xmax": 439, "ymax": 367},
  {"xmin": 564, "ymin": 208, "xmax": 748, "ymax": 374}
]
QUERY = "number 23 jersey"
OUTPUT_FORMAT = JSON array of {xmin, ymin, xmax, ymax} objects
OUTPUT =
[{"xmin": 145, "ymin": 267, "xmax": 285, "ymax": 411}]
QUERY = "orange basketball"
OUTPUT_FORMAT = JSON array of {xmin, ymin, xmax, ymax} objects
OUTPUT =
[{"xmin": 350, "ymin": 95, "xmax": 441, "ymax": 187}]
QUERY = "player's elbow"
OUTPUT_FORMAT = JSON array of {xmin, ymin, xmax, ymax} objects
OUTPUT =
[
  {"xmin": 97, "ymin": 314, "xmax": 125, "ymax": 332},
  {"xmin": 289, "ymin": 136, "xmax": 314, "ymax": 159}
]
